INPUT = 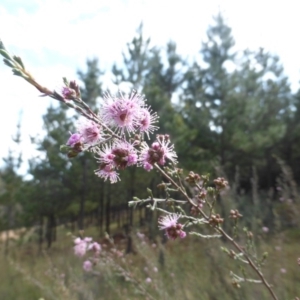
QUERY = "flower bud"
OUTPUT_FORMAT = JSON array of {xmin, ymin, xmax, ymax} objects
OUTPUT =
[
  {"xmin": 60, "ymin": 145, "xmax": 70, "ymax": 154},
  {"xmin": 67, "ymin": 150, "xmax": 79, "ymax": 158}
]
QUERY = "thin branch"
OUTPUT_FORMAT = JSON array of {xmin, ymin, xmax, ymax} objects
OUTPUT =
[{"xmin": 154, "ymin": 163, "xmax": 279, "ymax": 300}]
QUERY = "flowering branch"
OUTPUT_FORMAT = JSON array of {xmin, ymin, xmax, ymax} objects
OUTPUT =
[
  {"xmin": 154, "ymin": 164, "xmax": 279, "ymax": 300},
  {"xmin": 0, "ymin": 40, "xmax": 279, "ymax": 300}
]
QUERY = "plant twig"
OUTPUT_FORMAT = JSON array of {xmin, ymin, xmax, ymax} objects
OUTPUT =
[{"xmin": 154, "ymin": 163, "xmax": 279, "ymax": 300}]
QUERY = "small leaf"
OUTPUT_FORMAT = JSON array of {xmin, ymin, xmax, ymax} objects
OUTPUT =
[
  {"xmin": 128, "ymin": 201, "xmax": 137, "ymax": 208},
  {"xmin": 0, "ymin": 39, "xmax": 6, "ymax": 50},
  {"xmin": 3, "ymin": 58, "xmax": 14, "ymax": 68},
  {"xmin": 13, "ymin": 55, "xmax": 25, "ymax": 69},
  {"xmin": 0, "ymin": 49, "xmax": 12, "ymax": 61},
  {"xmin": 0, "ymin": 39, "xmax": 7, "ymax": 50},
  {"xmin": 146, "ymin": 188, "xmax": 153, "ymax": 196},
  {"xmin": 63, "ymin": 77, "xmax": 69, "ymax": 86},
  {"xmin": 12, "ymin": 69, "xmax": 24, "ymax": 77}
]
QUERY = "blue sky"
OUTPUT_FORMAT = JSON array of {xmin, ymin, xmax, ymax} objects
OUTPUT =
[{"xmin": 1, "ymin": 0, "xmax": 300, "ymax": 175}]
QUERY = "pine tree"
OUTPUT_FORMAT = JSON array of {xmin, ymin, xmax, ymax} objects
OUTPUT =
[
  {"xmin": 0, "ymin": 116, "xmax": 24, "ymax": 254},
  {"xmin": 112, "ymin": 23, "xmax": 151, "ymax": 90},
  {"xmin": 73, "ymin": 58, "xmax": 104, "ymax": 230},
  {"xmin": 180, "ymin": 13, "xmax": 292, "ymax": 190},
  {"xmin": 281, "ymin": 89, "xmax": 300, "ymax": 180},
  {"xmin": 230, "ymin": 48, "xmax": 292, "ymax": 188},
  {"xmin": 27, "ymin": 103, "xmax": 72, "ymax": 248},
  {"xmin": 180, "ymin": 13, "xmax": 237, "ymax": 172},
  {"xmin": 144, "ymin": 41, "xmax": 187, "ymax": 136}
]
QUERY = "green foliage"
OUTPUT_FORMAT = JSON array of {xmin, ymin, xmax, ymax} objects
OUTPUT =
[
  {"xmin": 179, "ymin": 13, "xmax": 293, "ymax": 191},
  {"xmin": 0, "ymin": 118, "xmax": 24, "ymax": 238}
]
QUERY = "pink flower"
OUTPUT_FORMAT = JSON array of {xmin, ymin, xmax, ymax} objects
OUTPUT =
[
  {"xmin": 96, "ymin": 141, "xmax": 138, "ymax": 170},
  {"xmin": 112, "ymin": 141, "xmax": 138, "ymax": 168},
  {"xmin": 94, "ymin": 141, "xmax": 138, "ymax": 183},
  {"xmin": 142, "ymin": 160, "xmax": 154, "ymax": 172},
  {"xmin": 88, "ymin": 242, "xmax": 101, "ymax": 255},
  {"xmin": 95, "ymin": 164, "xmax": 120, "ymax": 183},
  {"xmin": 136, "ymin": 232, "xmax": 145, "ymax": 240},
  {"xmin": 74, "ymin": 237, "xmax": 82, "ymax": 244},
  {"xmin": 74, "ymin": 239, "xmax": 88, "ymax": 257},
  {"xmin": 101, "ymin": 91, "xmax": 145, "ymax": 134},
  {"xmin": 139, "ymin": 135, "xmax": 177, "ymax": 171},
  {"xmin": 83, "ymin": 260, "xmax": 93, "ymax": 272},
  {"xmin": 61, "ymin": 86, "xmax": 76, "ymax": 99},
  {"xmin": 67, "ymin": 133, "xmax": 82, "ymax": 147},
  {"xmin": 136, "ymin": 107, "xmax": 158, "ymax": 138},
  {"xmin": 73, "ymin": 236, "xmax": 93, "ymax": 257},
  {"xmin": 158, "ymin": 213, "xmax": 186, "ymax": 240},
  {"xmin": 157, "ymin": 135, "xmax": 177, "ymax": 164},
  {"xmin": 77, "ymin": 119, "xmax": 102, "ymax": 145},
  {"xmin": 262, "ymin": 227, "xmax": 269, "ymax": 233},
  {"xmin": 145, "ymin": 277, "xmax": 152, "ymax": 283}
]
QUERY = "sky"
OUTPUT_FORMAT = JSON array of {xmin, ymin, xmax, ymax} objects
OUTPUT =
[{"xmin": 1, "ymin": 0, "xmax": 300, "ymax": 176}]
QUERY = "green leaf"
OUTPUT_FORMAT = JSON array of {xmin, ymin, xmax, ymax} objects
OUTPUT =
[
  {"xmin": 63, "ymin": 77, "xmax": 69, "ymax": 86},
  {"xmin": 12, "ymin": 69, "xmax": 24, "ymax": 77},
  {"xmin": 0, "ymin": 39, "xmax": 7, "ymax": 51},
  {"xmin": 13, "ymin": 55, "xmax": 25, "ymax": 69},
  {"xmin": 0, "ymin": 49, "xmax": 12, "ymax": 61},
  {"xmin": 3, "ymin": 58, "xmax": 15, "ymax": 68}
]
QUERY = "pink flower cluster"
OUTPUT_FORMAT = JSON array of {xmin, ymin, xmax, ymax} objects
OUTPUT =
[
  {"xmin": 74, "ymin": 237, "xmax": 101, "ymax": 257},
  {"xmin": 158, "ymin": 213, "xmax": 186, "ymax": 240},
  {"xmin": 73, "ymin": 237, "xmax": 101, "ymax": 272},
  {"xmin": 66, "ymin": 120, "xmax": 101, "ymax": 155},
  {"xmin": 101, "ymin": 91, "xmax": 158, "ymax": 136},
  {"xmin": 64, "ymin": 91, "xmax": 177, "ymax": 183},
  {"xmin": 76, "ymin": 119, "xmax": 102, "ymax": 145},
  {"xmin": 95, "ymin": 141, "xmax": 138, "ymax": 183},
  {"xmin": 139, "ymin": 134, "xmax": 178, "ymax": 171},
  {"xmin": 66, "ymin": 120, "xmax": 102, "ymax": 148}
]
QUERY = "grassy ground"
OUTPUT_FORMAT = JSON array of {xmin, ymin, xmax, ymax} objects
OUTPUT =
[{"xmin": 0, "ymin": 223, "xmax": 299, "ymax": 300}]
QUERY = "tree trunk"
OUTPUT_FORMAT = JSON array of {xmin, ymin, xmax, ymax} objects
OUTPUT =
[
  {"xmin": 78, "ymin": 158, "xmax": 87, "ymax": 230},
  {"xmin": 98, "ymin": 182, "xmax": 104, "ymax": 236},
  {"xmin": 45, "ymin": 214, "xmax": 56, "ymax": 249},
  {"xmin": 4, "ymin": 205, "xmax": 12, "ymax": 256},
  {"xmin": 105, "ymin": 184, "xmax": 111, "ymax": 234},
  {"xmin": 38, "ymin": 216, "xmax": 44, "ymax": 253}
]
